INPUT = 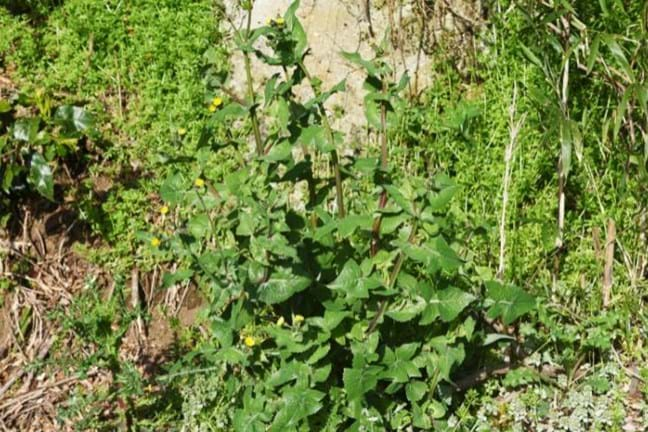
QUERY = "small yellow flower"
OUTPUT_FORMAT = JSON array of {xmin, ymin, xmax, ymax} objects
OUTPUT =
[
  {"xmin": 208, "ymin": 104, "xmax": 217, "ymax": 113},
  {"xmin": 293, "ymin": 314, "xmax": 304, "ymax": 324},
  {"xmin": 177, "ymin": 127, "xmax": 187, "ymax": 136},
  {"xmin": 212, "ymin": 97, "xmax": 223, "ymax": 108},
  {"xmin": 160, "ymin": 205, "xmax": 169, "ymax": 215},
  {"xmin": 150, "ymin": 237, "xmax": 161, "ymax": 247},
  {"xmin": 244, "ymin": 336, "xmax": 256, "ymax": 347},
  {"xmin": 275, "ymin": 17, "xmax": 285, "ymax": 27},
  {"xmin": 194, "ymin": 178, "xmax": 205, "ymax": 188},
  {"xmin": 276, "ymin": 316, "xmax": 285, "ymax": 326},
  {"xmin": 265, "ymin": 17, "xmax": 272, "ymax": 26}
]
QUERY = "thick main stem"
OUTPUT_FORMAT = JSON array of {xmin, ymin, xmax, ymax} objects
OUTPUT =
[
  {"xmin": 243, "ymin": 8, "xmax": 264, "ymax": 157},
  {"xmin": 370, "ymin": 100, "xmax": 389, "ymax": 256},
  {"xmin": 366, "ymin": 219, "xmax": 418, "ymax": 334},
  {"xmin": 299, "ymin": 61, "xmax": 346, "ymax": 218}
]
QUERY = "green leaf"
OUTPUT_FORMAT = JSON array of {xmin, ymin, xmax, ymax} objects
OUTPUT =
[
  {"xmin": 420, "ymin": 287, "xmax": 475, "ymax": 324},
  {"xmin": 384, "ymin": 185, "xmax": 415, "ymax": 215},
  {"xmin": 321, "ymin": 309, "xmax": 350, "ymax": 331},
  {"xmin": 636, "ymin": 84, "xmax": 648, "ymax": 115},
  {"xmin": 13, "ymin": 118, "xmax": 39, "ymax": 142},
  {"xmin": 397, "ymin": 236, "xmax": 462, "ymax": 273},
  {"xmin": 428, "ymin": 399, "xmax": 447, "ymax": 419},
  {"xmin": 380, "ymin": 343, "xmax": 421, "ymax": 383},
  {"xmin": 267, "ymin": 361, "xmax": 310, "ymax": 388},
  {"xmin": 28, "ymin": 153, "xmax": 54, "ymax": 201},
  {"xmin": 234, "ymin": 406, "xmax": 267, "ymax": 432},
  {"xmin": 160, "ymin": 173, "xmax": 186, "ymax": 205},
  {"xmin": 482, "ymin": 333, "xmax": 515, "ymax": 346},
  {"xmin": 305, "ymin": 79, "xmax": 346, "ymax": 110},
  {"xmin": 213, "ymin": 103, "xmax": 248, "ymax": 121},
  {"xmin": 405, "ymin": 380, "xmax": 428, "ymax": 403},
  {"xmin": 214, "ymin": 347, "xmax": 248, "ymax": 364},
  {"xmin": 380, "ymin": 213, "xmax": 409, "ymax": 235},
  {"xmin": 270, "ymin": 387, "xmax": 324, "ymax": 431},
  {"xmin": 485, "ymin": 280, "xmax": 535, "ymax": 325},
  {"xmin": 300, "ymin": 125, "xmax": 334, "ymax": 152},
  {"xmin": 285, "ymin": 0, "xmax": 308, "ymax": 58},
  {"xmin": 613, "ymin": 87, "xmax": 632, "ymax": 140},
  {"xmin": 337, "ymin": 214, "xmax": 372, "ymax": 237},
  {"xmin": 162, "ymin": 269, "xmax": 194, "ymax": 288},
  {"xmin": 258, "ymin": 268, "xmax": 311, "ymax": 304},
  {"xmin": 0, "ymin": 99, "xmax": 11, "ymax": 113},
  {"xmin": 412, "ymin": 402, "xmax": 432, "ymax": 429},
  {"xmin": 363, "ymin": 94, "xmax": 382, "ymax": 129},
  {"xmin": 236, "ymin": 212, "xmax": 256, "ymax": 236},
  {"xmin": 188, "ymin": 214, "xmax": 211, "ymax": 238},
  {"xmin": 265, "ymin": 140, "xmax": 293, "ymax": 162},
  {"xmin": 427, "ymin": 184, "xmax": 459, "ymax": 212},
  {"xmin": 519, "ymin": 44, "xmax": 544, "ymax": 69},
  {"xmin": 307, "ymin": 343, "xmax": 330, "ymax": 364},
  {"xmin": 502, "ymin": 367, "xmax": 541, "ymax": 388},
  {"xmin": 252, "ymin": 234, "xmax": 298, "ymax": 260},
  {"xmin": 328, "ymin": 260, "xmax": 381, "ymax": 300},
  {"xmin": 343, "ymin": 366, "xmax": 381, "ymax": 402},
  {"xmin": 54, "ymin": 105, "xmax": 94, "ymax": 132},
  {"xmin": 386, "ymin": 297, "xmax": 426, "ymax": 322},
  {"xmin": 587, "ymin": 35, "xmax": 601, "ymax": 71},
  {"xmin": 341, "ymin": 51, "xmax": 380, "ymax": 77},
  {"xmin": 601, "ymin": 34, "xmax": 633, "ymax": 81}
]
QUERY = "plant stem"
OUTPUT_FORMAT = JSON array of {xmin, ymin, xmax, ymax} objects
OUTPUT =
[
  {"xmin": 298, "ymin": 61, "xmax": 346, "ymax": 218},
  {"xmin": 243, "ymin": 7, "xmax": 264, "ymax": 157},
  {"xmin": 366, "ymin": 219, "xmax": 418, "ymax": 334},
  {"xmin": 370, "ymin": 97, "xmax": 389, "ymax": 256}
]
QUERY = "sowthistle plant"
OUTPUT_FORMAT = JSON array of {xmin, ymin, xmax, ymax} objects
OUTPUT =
[{"xmin": 151, "ymin": 1, "xmax": 536, "ymax": 429}]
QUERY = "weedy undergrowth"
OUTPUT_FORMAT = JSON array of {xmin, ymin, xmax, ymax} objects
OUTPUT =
[
  {"xmin": 0, "ymin": 89, "xmax": 95, "ymax": 225},
  {"xmin": 142, "ymin": 1, "xmax": 536, "ymax": 429}
]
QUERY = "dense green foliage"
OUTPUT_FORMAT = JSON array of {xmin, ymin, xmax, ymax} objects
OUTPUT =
[
  {"xmin": 0, "ymin": 90, "xmax": 95, "ymax": 223},
  {"xmin": 144, "ymin": 5, "xmax": 538, "ymax": 429},
  {"xmin": 0, "ymin": 0, "xmax": 647, "ymax": 430}
]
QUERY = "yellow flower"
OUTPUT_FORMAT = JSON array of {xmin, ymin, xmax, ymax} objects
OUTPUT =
[
  {"xmin": 275, "ymin": 17, "xmax": 285, "ymax": 27},
  {"xmin": 177, "ymin": 127, "xmax": 187, "ymax": 136},
  {"xmin": 244, "ymin": 336, "xmax": 256, "ymax": 347},
  {"xmin": 208, "ymin": 104, "xmax": 217, "ymax": 113},
  {"xmin": 194, "ymin": 178, "xmax": 205, "ymax": 188},
  {"xmin": 212, "ymin": 97, "xmax": 223, "ymax": 108},
  {"xmin": 150, "ymin": 237, "xmax": 161, "ymax": 247},
  {"xmin": 276, "ymin": 316, "xmax": 285, "ymax": 326},
  {"xmin": 160, "ymin": 205, "xmax": 169, "ymax": 215},
  {"xmin": 293, "ymin": 314, "xmax": 304, "ymax": 324},
  {"xmin": 265, "ymin": 17, "xmax": 272, "ymax": 26}
]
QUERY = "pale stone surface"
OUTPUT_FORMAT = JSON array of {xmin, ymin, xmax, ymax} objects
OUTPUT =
[
  {"xmin": 224, "ymin": 0, "xmax": 428, "ymax": 140},
  {"xmin": 222, "ymin": 0, "xmax": 482, "ymax": 140}
]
